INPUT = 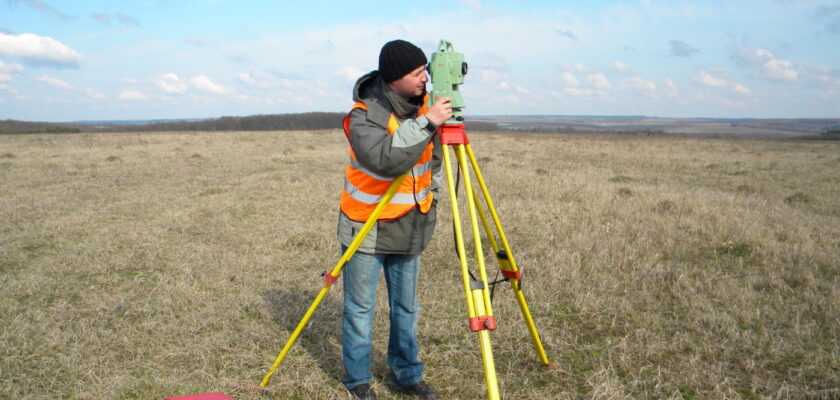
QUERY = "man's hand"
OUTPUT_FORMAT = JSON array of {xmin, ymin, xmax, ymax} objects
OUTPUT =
[{"xmin": 425, "ymin": 97, "xmax": 453, "ymax": 127}]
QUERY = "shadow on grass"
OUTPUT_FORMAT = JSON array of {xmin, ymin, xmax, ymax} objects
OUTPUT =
[{"xmin": 262, "ymin": 286, "xmax": 388, "ymax": 385}]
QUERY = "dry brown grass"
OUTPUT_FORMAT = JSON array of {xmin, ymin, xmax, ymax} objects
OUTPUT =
[{"xmin": 1, "ymin": 130, "xmax": 838, "ymax": 399}]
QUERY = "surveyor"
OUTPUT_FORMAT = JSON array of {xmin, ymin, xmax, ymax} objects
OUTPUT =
[{"xmin": 337, "ymin": 39, "xmax": 453, "ymax": 400}]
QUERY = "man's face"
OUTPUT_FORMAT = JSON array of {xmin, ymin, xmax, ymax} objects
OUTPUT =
[{"xmin": 388, "ymin": 65, "xmax": 428, "ymax": 98}]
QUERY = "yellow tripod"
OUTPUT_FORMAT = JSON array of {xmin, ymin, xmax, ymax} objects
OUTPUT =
[
  {"xmin": 434, "ymin": 123, "xmax": 552, "ymax": 399},
  {"xmin": 260, "ymin": 124, "xmax": 552, "ymax": 399}
]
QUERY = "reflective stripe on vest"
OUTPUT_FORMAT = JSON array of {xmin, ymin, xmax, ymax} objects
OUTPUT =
[{"xmin": 340, "ymin": 95, "xmax": 434, "ymax": 222}]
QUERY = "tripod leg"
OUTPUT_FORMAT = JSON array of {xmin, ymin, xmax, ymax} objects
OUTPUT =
[
  {"xmin": 470, "ymin": 183, "xmax": 501, "ymax": 266},
  {"xmin": 441, "ymin": 144, "xmax": 501, "ymax": 400},
  {"xmin": 260, "ymin": 172, "xmax": 410, "ymax": 387},
  {"xmin": 454, "ymin": 144, "xmax": 495, "ymax": 321},
  {"xmin": 464, "ymin": 145, "xmax": 553, "ymax": 367}
]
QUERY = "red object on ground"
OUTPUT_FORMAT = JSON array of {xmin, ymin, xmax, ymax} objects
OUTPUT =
[{"xmin": 165, "ymin": 393, "xmax": 234, "ymax": 400}]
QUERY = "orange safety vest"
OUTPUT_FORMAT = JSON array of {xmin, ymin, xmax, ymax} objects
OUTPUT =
[{"xmin": 340, "ymin": 96, "xmax": 434, "ymax": 222}]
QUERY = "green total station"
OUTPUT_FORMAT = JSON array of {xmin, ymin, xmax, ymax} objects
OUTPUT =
[{"xmin": 428, "ymin": 39, "xmax": 468, "ymax": 122}]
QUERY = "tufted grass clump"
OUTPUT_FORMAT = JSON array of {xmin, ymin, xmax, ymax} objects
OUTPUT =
[{"xmin": 784, "ymin": 191, "xmax": 814, "ymax": 205}]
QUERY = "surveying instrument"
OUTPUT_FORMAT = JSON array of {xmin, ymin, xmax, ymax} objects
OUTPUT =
[{"xmin": 260, "ymin": 40, "xmax": 552, "ymax": 399}]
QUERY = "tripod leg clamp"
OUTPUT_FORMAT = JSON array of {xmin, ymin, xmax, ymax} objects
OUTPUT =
[
  {"xmin": 322, "ymin": 272, "xmax": 339, "ymax": 286},
  {"xmin": 469, "ymin": 315, "xmax": 497, "ymax": 332},
  {"xmin": 500, "ymin": 269, "xmax": 521, "ymax": 280}
]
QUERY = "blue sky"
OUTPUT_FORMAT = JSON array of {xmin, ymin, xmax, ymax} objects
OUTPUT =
[{"xmin": 0, "ymin": 0, "xmax": 838, "ymax": 121}]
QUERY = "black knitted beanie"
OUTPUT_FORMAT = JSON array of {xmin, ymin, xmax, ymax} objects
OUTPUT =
[{"xmin": 378, "ymin": 39, "xmax": 427, "ymax": 83}]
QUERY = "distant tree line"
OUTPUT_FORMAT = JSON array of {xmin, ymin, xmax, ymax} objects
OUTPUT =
[
  {"xmin": 0, "ymin": 120, "xmax": 83, "ymax": 134},
  {"xmin": 1, "ymin": 113, "xmax": 500, "ymax": 134},
  {"xmin": 93, "ymin": 112, "xmax": 346, "ymax": 132},
  {"xmin": 506, "ymin": 124, "xmax": 664, "ymax": 136},
  {"xmin": 730, "ymin": 119, "xmax": 840, "ymax": 134}
]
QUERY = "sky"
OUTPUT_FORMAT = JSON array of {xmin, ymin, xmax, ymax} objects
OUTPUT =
[{"xmin": 0, "ymin": 0, "xmax": 839, "ymax": 122}]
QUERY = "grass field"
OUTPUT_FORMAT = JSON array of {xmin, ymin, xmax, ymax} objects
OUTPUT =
[{"xmin": 1, "ymin": 130, "xmax": 838, "ymax": 399}]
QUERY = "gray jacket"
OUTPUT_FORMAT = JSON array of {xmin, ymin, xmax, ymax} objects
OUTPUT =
[{"xmin": 336, "ymin": 71, "xmax": 443, "ymax": 255}]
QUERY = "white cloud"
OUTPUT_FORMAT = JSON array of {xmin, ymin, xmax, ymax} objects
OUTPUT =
[
  {"xmin": 153, "ymin": 73, "xmax": 188, "ymax": 94},
  {"xmin": 731, "ymin": 47, "xmax": 798, "ymax": 82},
  {"xmin": 562, "ymin": 87, "xmax": 612, "ymax": 99},
  {"xmin": 560, "ymin": 72, "xmax": 578, "ymax": 87},
  {"xmin": 0, "ymin": 61, "xmax": 24, "ymax": 73},
  {"xmin": 503, "ymin": 94, "xmax": 521, "ymax": 104},
  {"xmin": 474, "ymin": 68, "xmax": 504, "ymax": 82},
  {"xmin": 470, "ymin": 52, "xmax": 509, "ymax": 71},
  {"xmin": 0, "ymin": 32, "xmax": 83, "ymax": 67},
  {"xmin": 621, "ymin": 77, "xmax": 657, "ymax": 94},
  {"xmin": 238, "ymin": 72, "xmax": 258, "ymax": 86},
  {"xmin": 460, "ymin": 0, "xmax": 482, "ymax": 11},
  {"xmin": 189, "ymin": 74, "xmax": 231, "ymax": 94},
  {"xmin": 36, "ymin": 75, "xmax": 73, "ymax": 89},
  {"xmin": 693, "ymin": 70, "xmax": 751, "ymax": 96},
  {"xmin": 763, "ymin": 58, "xmax": 798, "ymax": 81},
  {"xmin": 612, "ymin": 61, "xmax": 628, "ymax": 73},
  {"xmin": 335, "ymin": 65, "xmax": 365, "ymax": 83},
  {"xmin": 237, "ymin": 72, "xmax": 284, "ymax": 89},
  {"xmin": 0, "ymin": 82, "xmax": 19, "ymax": 95},
  {"xmin": 732, "ymin": 83, "xmax": 751, "ymax": 96},
  {"xmin": 85, "ymin": 88, "xmax": 107, "ymax": 100},
  {"xmin": 664, "ymin": 78, "xmax": 678, "ymax": 97},
  {"xmin": 557, "ymin": 61, "xmax": 590, "ymax": 73},
  {"xmin": 624, "ymin": 76, "xmax": 656, "ymax": 92},
  {"xmin": 119, "ymin": 89, "xmax": 148, "ymax": 100},
  {"xmin": 694, "ymin": 70, "xmax": 728, "ymax": 87},
  {"xmin": 496, "ymin": 81, "xmax": 511, "ymax": 90},
  {"xmin": 514, "ymin": 84, "xmax": 530, "ymax": 94},
  {"xmin": 564, "ymin": 87, "xmax": 594, "ymax": 97},
  {"xmin": 587, "ymin": 73, "xmax": 612, "ymax": 89}
]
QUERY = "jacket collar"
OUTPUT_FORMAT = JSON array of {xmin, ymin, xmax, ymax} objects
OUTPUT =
[{"xmin": 353, "ymin": 70, "xmax": 426, "ymax": 120}]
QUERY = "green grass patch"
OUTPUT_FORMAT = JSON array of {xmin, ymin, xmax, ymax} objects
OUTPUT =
[
  {"xmin": 190, "ymin": 153, "xmax": 203, "ymax": 159},
  {"xmin": 0, "ymin": 152, "xmax": 15, "ymax": 158},
  {"xmin": 678, "ymin": 387, "xmax": 696, "ymax": 400},
  {"xmin": 609, "ymin": 175, "xmax": 635, "ymax": 183},
  {"xmin": 105, "ymin": 155, "xmax": 122, "ymax": 162},
  {"xmin": 198, "ymin": 188, "xmax": 225, "ymax": 196},
  {"xmin": 784, "ymin": 192, "xmax": 814, "ymax": 205},
  {"xmin": 617, "ymin": 187, "xmax": 633, "ymax": 196},
  {"xmin": 715, "ymin": 241, "xmax": 754, "ymax": 257},
  {"xmin": 0, "ymin": 259, "xmax": 19, "ymax": 274},
  {"xmin": 654, "ymin": 200, "xmax": 676, "ymax": 213}
]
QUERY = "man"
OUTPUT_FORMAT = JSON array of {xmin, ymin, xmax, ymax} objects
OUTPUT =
[{"xmin": 337, "ymin": 39, "xmax": 452, "ymax": 400}]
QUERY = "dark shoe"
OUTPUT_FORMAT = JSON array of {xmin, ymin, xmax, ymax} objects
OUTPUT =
[
  {"xmin": 348, "ymin": 383, "xmax": 377, "ymax": 400},
  {"xmin": 390, "ymin": 380, "xmax": 439, "ymax": 399}
]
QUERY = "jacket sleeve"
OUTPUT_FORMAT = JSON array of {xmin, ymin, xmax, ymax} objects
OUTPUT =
[
  {"xmin": 348, "ymin": 107, "xmax": 436, "ymax": 178},
  {"xmin": 430, "ymin": 132, "xmax": 443, "ymax": 196}
]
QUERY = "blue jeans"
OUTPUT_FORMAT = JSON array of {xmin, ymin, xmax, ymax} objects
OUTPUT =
[{"xmin": 340, "ymin": 245, "xmax": 424, "ymax": 389}]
